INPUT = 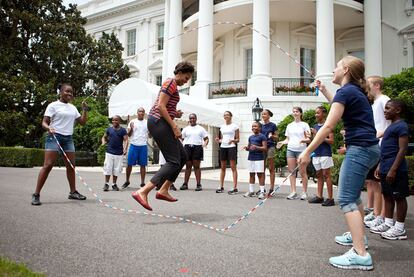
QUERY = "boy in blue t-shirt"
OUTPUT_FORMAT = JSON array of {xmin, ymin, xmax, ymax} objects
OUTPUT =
[
  {"xmin": 308, "ymin": 106, "xmax": 335, "ymax": 206},
  {"xmin": 243, "ymin": 122, "xmax": 267, "ymax": 200},
  {"xmin": 101, "ymin": 116, "xmax": 128, "ymax": 191},
  {"xmin": 373, "ymin": 100, "xmax": 409, "ymax": 240}
]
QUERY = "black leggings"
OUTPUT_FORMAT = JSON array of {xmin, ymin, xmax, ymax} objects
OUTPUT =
[{"xmin": 148, "ymin": 116, "xmax": 187, "ymax": 187}]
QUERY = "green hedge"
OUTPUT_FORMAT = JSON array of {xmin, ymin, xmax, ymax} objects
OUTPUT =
[
  {"xmin": 331, "ymin": 154, "xmax": 414, "ymax": 193},
  {"xmin": 0, "ymin": 147, "xmax": 98, "ymax": 167}
]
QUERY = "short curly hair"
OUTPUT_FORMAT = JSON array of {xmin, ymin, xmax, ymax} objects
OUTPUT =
[{"xmin": 174, "ymin": 61, "xmax": 195, "ymax": 75}]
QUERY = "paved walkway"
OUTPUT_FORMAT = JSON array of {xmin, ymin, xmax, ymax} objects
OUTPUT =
[{"xmin": 1, "ymin": 167, "xmax": 413, "ymax": 277}]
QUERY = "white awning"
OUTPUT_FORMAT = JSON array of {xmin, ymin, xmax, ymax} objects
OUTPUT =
[{"xmin": 108, "ymin": 78, "xmax": 237, "ymax": 127}]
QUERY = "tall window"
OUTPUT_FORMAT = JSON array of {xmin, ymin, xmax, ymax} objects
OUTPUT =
[
  {"xmin": 155, "ymin": 75, "xmax": 162, "ymax": 86},
  {"xmin": 157, "ymin": 23, "xmax": 164, "ymax": 51},
  {"xmin": 300, "ymin": 47, "xmax": 315, "ymax": 80},
  {"xmin": 245, "ymin": 48, "xmax": 253, "ymax": 78},
  {"xmin": 126, "ymin": 29, "xmax": 136, "ymax": 56}
]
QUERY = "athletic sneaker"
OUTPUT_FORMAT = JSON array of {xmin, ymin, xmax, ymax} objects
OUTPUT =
[
  {"xmin": 308, "ymin": 196, "xmax": 324, "ymax": 204},
  {"xmin": 258, "ymin": 192, "xmax": 265, "ymax": 200},
  {"xmin": 370, "ymin": 222, "xmax": 391, "ymax": 234},
  {"xmin": 140, "ymin": 183, "xmax": 145, "ymax": 188},
  {"xmin": 180, "ymin": 183, "xmax": 188, "ymax": 190},
  {"xmin": 255, "ymin": 189, "xmax": 266, "ymax": 195},
  {"xmin": 364, "ymin": 212, "xmax": 375, "ymax": 222},
  {"xmin": 365, "ymin": 216, "xmax": 384, "ymax": 229},
  {"xmin": 112, "ymin": 184, "xmax": 119, "ymax": 191},
  {"xmin": 31, "ymin": 193, "xmax": 41, "ymax": 206},
  {"xmin": 329, "ymin": 248, "xmax": 373, "ymax": 271},
  {"xmin": 103, "ymin": 184, "xmax": 109, "ymax": 191},
  {"xmin": 364, "ymin": 207, "xmax": 374, "ymax": 215},
  {"xmin": 300, "ymin": 192, "xmax": 308, "ymax": 200},
  {"xmin": 68, "ymin": 191, "xmax": 86, "ymax": 200},
  {"xmin": 121, "ymin": 181, "xmax": 130, "ymax": 189},
  {"xmin": 195, "ymin": 184, "xmax": 202, "ymax": 191},
  {"xmin": 381, "ymin": 226, "xmax": 407, "ymax": 240},
  {"xmin": 286, "ymin": 192, "xmax": 298, "ymax": 200},
  {"xmin": 216, "ymin": 187, "xmax": 224, "ymax": 193},
  {"xmin": 244, "ymin": 191, "xmax": 255, "ymax": 198},
  {"xmin": 335, "ymin": 232, "xmax": 368, "ymax": 249},
  {"xmin": 170, "ymin": 184, "xmax": 177, "ymax": 191},
  {"xmin": 322, "ymin": 198, "xmax": 335, "ymax": 206},
  {"xmin": 268, "ymin": 185, "xmax": 280, "ymax": 197},
  {"xmin": 228, "ymin": 188, "xmax": 238, "ymax": 195}
]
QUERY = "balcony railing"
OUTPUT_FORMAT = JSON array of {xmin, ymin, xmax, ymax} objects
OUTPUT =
[
  {"xmin": 179, "ymin": 87, "xmax": 190, "ymax": 95},
  {"xmin": 273, "ymin": 77, "xmax": 316, "ymax": 96},
  {"xmin": 209, "ymin": 80, "xmax": 248, "ymax": 99}
]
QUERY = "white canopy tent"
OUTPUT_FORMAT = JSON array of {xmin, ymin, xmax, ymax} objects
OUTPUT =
[{"xmin": 108, "ymin": 78, "xmax": 238, "ymax": 127}]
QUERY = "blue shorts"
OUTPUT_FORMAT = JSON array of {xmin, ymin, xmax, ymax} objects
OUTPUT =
[
  {"xmin": 45, "ymin": 134, "xmax": 75, "ymax": 153},
  {"xmin": 127, "ymin": 144, "xmax": 148, "ymax": 166},
  {"xmin": 338, "ymin": 144, "xmax": 380, "ymax": 213}
]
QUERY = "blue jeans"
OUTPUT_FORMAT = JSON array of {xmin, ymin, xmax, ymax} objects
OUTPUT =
[
  {"xmin": 45, "ymin": 133, "xmax": 75, "ymax": 152},
  {"xmin": 338, "ymin": 145, "xmax": 380, "ymax": 213}
]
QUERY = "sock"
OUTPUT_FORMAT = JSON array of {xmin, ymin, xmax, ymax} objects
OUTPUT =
[
  {"xmin": 395, "ymin": 221, "xmax": 405, "ymax": 231},
  {"xmin": 105, "ymin": 182, "xmax": 109, "ymax": 185},
  {"xmin": 385, "ymin": 217, "xmax": 394, "ymax": 227},
  {"xmin": 260, "ymin": 186, "xmax": 265, "ymax": 193},
  {"xmin": 249, "ymin": 184, "xmax": 254, "ymax": 192},
  {"xmin": 113, "ymin": 183, "xmax": 117, "ymax": 186}
]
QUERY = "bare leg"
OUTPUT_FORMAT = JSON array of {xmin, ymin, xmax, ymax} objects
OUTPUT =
[
  {"xmin": 299, "ymin": 162, "xmax": 308, "ymax": 193},
  {"xmin": 287, "ymin": 157, "xmax": 297, "ymax": 193},
  {"xmin": 230, "ymin": 160, "xmax": 238, "ymax": 189},
  {"xmin": 125, "ymin": 165, "xmax": 132, "ymax": 182},
  {"xmin": 383, "ymin": 195, "xmax": 395, "ymax": 219},
  {"xmin": 345, "ymin": 207, "xmax": 367, "ymax": 256},
  {"xmin": 63, "ymin": 152, "xmax": 76, "ymax": 193},
  {"xmin": 219, "ymin": 160, "xmax": 226, "ymax": 188},
  {"xmin": 323, "ymin": 168, "xmax": 333, "ymax": 199},
  {"xmin": 366, "ymin": 181, "xmax": 374, "ymax": 209},
  {"xmin": 112, "ymin": 175, "xmax": 118, "ymax": 184},
  {"xmin": 193, "ymin": 160, "xmax": 201, "ymax": 184},
  {"xmin": 184, "ymin": 161, "xmax": 193, "ymax": 184},
  {"xmin": 396, "ymin": 198, "xmax": 407, "ymax": 223},
  {"xmin": 258, "ymin": 173, "xmax": 265, "ymax": 186},
  {"xmin": 105, "ymin": 175, "xmax": 110, "ymax": 183},
  {"xmin": 35, "ymin": 151, "xmax": 58, "ymax": 194},
  {"xmin": 249, "ymin": 173, "xmax": 255, "ymax": 185},
  {"xmin": 316, "ymin": 170, "xmax": 323, "ymax": 198},
  {"xmin": 140, "ymin": 165, "xmax": 146, "ymax": 184},
  {"xmin": 372, "ymin": 181, "xmax": 382, "ymax": 216},
  {"xmin": 268, "ymin": 158, "xmax": 275, "ymax": 190}
]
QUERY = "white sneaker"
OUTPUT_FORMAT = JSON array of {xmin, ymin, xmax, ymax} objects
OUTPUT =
[
  {"xmin": 258, "ymin": 192, "xmax": 265, "ymax": 200},
  {"xmin": 287, "ymin": 192, "xmax": 298, "ymax": 200},
  {"xmin": 370, "ymin": 222, "xmax": 391, "ymax": 234},
  {"xmin": 300, "ymin": 192, "xmax": 308, "ymax": 200},
  {"xmin": 364, "ymin": 211, "xmax": 375, "ymax": 222},
  {"xmin": 365, "ymin": 216, "xmax": 384, "ymax": 228},
  {"xmin": 381, "ymin": 226, "xmax": 408, "ymax": 240},
  {"xmin": 243, "ymin": 191, "xmax": 255, "ymax": 198}
]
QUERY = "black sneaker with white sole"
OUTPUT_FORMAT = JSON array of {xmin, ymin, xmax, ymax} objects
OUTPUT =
[
  {"xmin": 121, "ymin": 181, "xmax": 130, "ymax": 189},
  {"xmin": 103, "ymin": 184, "xmax": 109, "ymax": 191},
  {"xmin": 31, "ymin": 193, "xmax": 41, "ymax": 205},
  {"xmin": 228, "ymin": 188, "xmax": 238, "ymax": 195},
  {"xmin": 68, "ymin": 191, "xmax": 86, "ymax": 200},
  {"xmin": 112, "ymin": 184, "xmax": 119, "ymax": 191}
]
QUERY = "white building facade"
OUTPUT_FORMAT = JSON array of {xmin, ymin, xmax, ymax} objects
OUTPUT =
[{"xmin": 79, "ymin": 0, "xmax": 414, "ymax": 168}]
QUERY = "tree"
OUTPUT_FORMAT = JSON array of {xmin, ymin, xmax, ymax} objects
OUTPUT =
[{"xmin": 0, "ymin": 0, "xmax": 129, "ymax": 147}]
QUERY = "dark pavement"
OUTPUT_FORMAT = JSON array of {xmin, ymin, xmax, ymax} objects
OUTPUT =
[{"xmin": 1, "ymin": 167, "xmax": 413, "ymax": 277}]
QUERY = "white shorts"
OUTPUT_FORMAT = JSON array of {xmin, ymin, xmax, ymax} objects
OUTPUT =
[
  {"xmin": 248, "ymin": 160, "xmax": 265, "ymax": 173},
  {"xmin": 103, "ymin": 153, "xmax": 124, "ymax": 176},
  {"xmin": 312, "ymin": 156, "xmax": 334, "ymax": 171}
]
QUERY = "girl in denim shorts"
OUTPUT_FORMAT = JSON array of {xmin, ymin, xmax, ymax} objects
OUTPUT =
[
  {"xmin": 31, "ymin": 83, "xmax": 88, "ymax": 206},
  {"xmin": 298, "ymin": 56, "xmax": 380, "ymax": 270}
]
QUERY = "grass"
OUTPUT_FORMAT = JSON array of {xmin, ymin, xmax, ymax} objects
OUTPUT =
[{"xmin": 0, "ymin": 256, "xmax": 46, "ymax": 277}]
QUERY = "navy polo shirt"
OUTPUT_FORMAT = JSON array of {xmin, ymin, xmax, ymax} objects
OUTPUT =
[
  {"xmin": 313, "ymin": 124, "xmax": 332, "ymax": 157},
  {"xmin": 261, "ymin": 122, "xmax": 277, "ymax": 147},
  {"xmin": 380, "ymin": 120, "xmax": 408, "ymax": 174},
  {"xmin": 106, "ymin": 127, "xmax": 127, "ymax": 155},
  {"xmin": 248, "ymin": 133, "xmax": 267, "ymax": 161}
]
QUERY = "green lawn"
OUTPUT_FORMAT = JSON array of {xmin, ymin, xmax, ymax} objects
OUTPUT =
[{"xmin": 0, "ymin": 256, "xmax": 45, "ymax": 277}]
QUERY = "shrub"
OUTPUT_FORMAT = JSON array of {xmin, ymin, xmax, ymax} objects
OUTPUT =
[
  {"xmin": 0, "ymin": 147, "xmax": 98, "ymax": 167},
  {"xmin": 0, "ymin": 147, "xmax": 44, "ymax": 167},
  {"xmin": 331, "ymin": 155, "xmax": 413, "ymax": 194}
]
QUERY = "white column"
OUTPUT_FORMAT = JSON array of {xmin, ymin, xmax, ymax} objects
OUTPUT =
[
  {"xmin": 247, "ymin": 0, "xmax": 272, "ymax": 97},
  {"xmin": 364, "ymin": 0, "xmax": 382, "ymax": 76},
  {"xmin": 167, "ymin": 0, "xmax": 182, "ymax": 78},
  {"xmin": 190, "ymin": 0, "xmax": 214, "ymax": 99},
  {"xmin": 316, "ymin": 0, "xmax": 335, "ymax": 85},
  {"xmin": 162, "ymin": 0, "xmax": 170, "ymax": 82}
]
